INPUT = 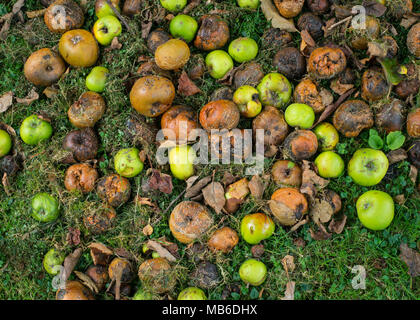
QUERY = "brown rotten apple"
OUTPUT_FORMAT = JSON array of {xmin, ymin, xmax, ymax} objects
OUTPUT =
[
  {"xmin": 84, "ymin": 204, "xmax": 117, "ymax": 235},
  {"xmin": 308, "ymin": 47, "xmax": 347, "ymax": 80},
  {"xmin": 207, "ymin": 226, "xmax": 239, "ymax": 253},
  {"xmin": 271, "ymin": 160, "xmax": 302, "ymax": 188},
  {"xmin": 68, "ymin": 92, "xmax": 106, "ymax": 128},
  {"xmin": 284, "ymin": 130, "xmax": 318, "ymax": 161},
  {"xmin": 274, "ymin": 0, "xmax": 304, "ymax": 18},
  {"xmin": 63, "ymin": 127, "xmax": 99, "ymax": 162},
  {"xmin": 194, "ymin": 15, "xmax": 229, "ymax": 51},
  {"xmin": 361, "ymin": 68, "xmax": 389, "ymax": 102},
  {"xmin": 273, "ymin": 47, "xmax": 306, "ymax": 80},
  {"xmin": 147, "ymin": 28, "xmax": 172, "ymax": 54},
  {"xmin": 407, "ymin": 23, "xmax": 420, "ymax": 58},
  {"xmin": 394, "ymin": 63, "xmax": 420, "ymax": 99},
  {"xmin": 85, "ymin": 265, "xmax": 109, "ymax": 292},
  {"xmin": 108, "ymin": 257, "xmax": 134, "ymax": 299},
  {"xmin": 199, "ymin": 100, "xmax": 240, "ymax": 131},
  {"xmin": 307, "ymin": 0, "xmax": 330, "ymax": 14},
  {"xmin": 333, "ymin": 100, "xmax": 374, "ymax": 137},
  {"xmin": 130, "ymin": 75, "xmax": 175, "ymax": 117},
  {"xmin": 294, "ymin": 79, "xmax": 327, "ymax": 114},
  {"xmin": 138, "ymin": 258, "xmax": 175, "ymax": 293},
  {"xmin": 59, "ymin": 29, "xmax": 99, "ymax": 67},
  {"xmin": 407, "ymin": 108, "xmax": 420, "ymax": 138},
  {"xmin": 56, "ymin": 281, "xmax": 95, "ymax": 300},
  {"xmin": 375, "ymin": 99, "xmax": 406, "ymax": 133},
  {"xmin": 233, "ymin": 62, "xmax": 264, "ymax": 89},
  {"xmin": 297, "ymin": 13, "xmax": 324, "ymax": 40},
  {"xmin": 161, "ymin": 105, "xmax": 199, "ymax": 142},
  {"xmin": 64, "ymin": 163, "xmax": 98, "ymax": 193},
  {"xmin": 269, "ymin": 187, "xmax": 308, "ymax": 226},
  {"xmin": 262, "ymin": 28, "xmax": 292, "ymax": 49},
  {"xmin": 44, "ymin": 0, "xmax": 84, "ymax": 33},
  {"xmin": 155, "ymin": 39, "xmax": 190, "ymax": 71},
  {"xmin": 97, "ymin": 173, "xmax": 131, "ymax": 207}
]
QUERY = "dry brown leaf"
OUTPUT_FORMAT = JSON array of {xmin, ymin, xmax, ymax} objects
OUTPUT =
[
  {"xmin": 409, "ymin": 165, "xmax": 418, "ymax": 185},
  {"xmin": 281, "ymin": 255, "xmax": 296, "ymax": 274},
  {"xmin": 109, "ymin": 37, "xmax": 122, "ymax": 51},
  {"xmin": 367, "ymin": 41, "xmax": 389, "ymax": 58},
  {"xmin": 0, "ymin": 91, "xmax": 13, "ymax": 113},
  {"xmin": 290, "ymin": 217, "xmax": 309, "ymax": 232},
  {"xmin": 323, "ymin": 18, "xmax": 336, "ymax": 37},
  {"xmin": 88, "ymin": 243, "xmax": 113, "ymax": 265},
  {"xmin": 43, "ymin": 86, "xmax": 58, "ymax": 98},
  {"xmin": 143, "ymin": 224, "xmax": 153, "ymax": 236},
  {"xmin": 328, "ymin": 215, "xmax": 347, "ymax": 234},
  {"xmin": 222, "ymin": 171, "xmax": 237, "ymax": 187},
  {"xmin": 62, "ymin": 248, "xmax": 83, "ymax": 283},
  {"xmin": 399, "ymin": 243, "xmax": 420, "ymax": 277},
  {"xmin": 147, "ymin": 169, "xmax": 173, "ymax": 194},
  {"xmin": 0, "ymin": 0, "xmax": 25, "ymax": 40},
  {"xmin": 300, "ymin": 161, "xmax": 329, "ymax": 201},
  {"xmin": 330, "ymin": 79, "xmax": 354, "ymax": 95},
  {"xmin": 66, "ymin": 227, "xmax": 80, "ymax": 246},
  {"xmin": 248, "ymin": 175, "xmax": 265, "ymax": 199},
  {"xmin": 387, "ymin": 149, "xmax": 407, "ymax": 165},
  {"xmin": 147, "ymin": 240, "xmax": 177, "ymax": 262},
  {"xmin": 74, "ymin": 271, "xmax": 99, "ymax": 294},
  {"xmin": 320, "ymin": 89, "xmax": 334, "ymax": 106},
  {"xmin": 183, "ymin": 0, "xmax": 201, "ymax": 14},
  {"xmin": 251, "ymin": 244, "xmax": 265, "ymax": 258},
  {"xmin": 178, "ymin": 71, "xmax": 201, "ymax": 96},
  {"xmin": 261, "ymin": 0, "xmax": 297, "ymax": 32},
  {"xmin": 202, "ymin": 182, "xmax": 226, "ymax": 214},
  {"xmin": 185, "ymin": 176, "xmax": 212, "ymax": 199},
  {"xmin": 141, "ymin": 21, "xmax": 153, "ymax": 39},
  {"xmin": 2, "ymin": 173, "xmax": 11, "ymax": 196},
  {"xmin": 400, "ymin": 13, "xmax": 420, "ymax": 29},
  {"xmin": 27, "ymin": 9, "xmax": 47, "ymax": 18},
  {"xmin": 16, "ymin": 88, "xmax": 39, "ymax": 105},
  {"xmin": 362, "ymin": 0, "xmax": 387, "ymax": 17},
  {"xmin": 309, "ymin": 226, "xmax": 332, "ymax": 241},
  {"xmin": 311, "ymin": 199, "xmax": 334, "ymax": 224},
  {"xmin": 281, "ymin": 281, "xmax": 295, "ymax": 300},
  {"xmin": 300, "ymin": 30, "xmax": 315, "ymax": 47}
]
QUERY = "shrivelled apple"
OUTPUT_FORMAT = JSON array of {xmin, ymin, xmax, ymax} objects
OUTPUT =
[
  {"xmin": 228, "ymin": 37, "xmax": 259, "ymax": 63},
  {"xmin": 0, "ymin": 129, "xmax": 12, "ymax": 158},
  {"xmin": 205, "ymin": 50, "xmax": 234, "ymax": 79},
  {"xmin": 86, "ymin": 66, "xmax": 109, "ymax": 92},
  {"xmin": 348, "ymin": 148, "xmax": 389, "ymax": 186},
  {"xmin": 314, "ymin": 151, "xmax": 345, "ymax": 178},
  {"xmin": 93, "ymin": 15, "xmax": 122, "ymax": 46},
  {"xmin": 233, "ymin": 85, "xmax": 262, "ymax": 118},
  {"xmin": 314, "ymin": 122, "xmax": 339, "ymax": 151},
  {"xmin": 168, "ymin": 144, "xmax": 196, "ymax": 180},
  {"xmin": 257, "ymin": 73, "xmax": 292, "ymax": 108},
  {"xmin": 169, "ymin": 14, "xmax": 198, "ymax": 43},
  {"xmin": 284, "ymin": 103, "xmax": 315, "ymax": 129},
  {"xmin": 356, "ymin": 190, "xmax": 394, "ymax": 230},
  {"xmin": 43, "ymin": 248, "xmax": 65, "ymax": 275},
  {"xmin": 178, "ymin": 287, "xmax": 207, "ymax": 300},
  {"xmin": 31, "ymin": 192, "xmax": 60, "ymax": 222},
  {"xmin": 239, "ymin": 259, "xmax": 267, "ymax": 286},
  {"xmin": 241, "ymin": 212, "xmax": 275, "ymax": 244},
  {"xmin": 114, "ymin": 147, "xmax": 144, "ymax": 178},
  {"xmin": 160, "ymin": 0, "xmax": 187, "ymax": 12},
  {"xmin": 20, "ymin": 115, "xmax": 53, "ymax": 145},
  {"xmin": 237, "ymin": 0, "xmax": 260, "ymax": 9}
]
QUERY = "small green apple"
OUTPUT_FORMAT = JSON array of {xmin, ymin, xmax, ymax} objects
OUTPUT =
[
  {"xmin": 348, "ymin": 148, "xmax": 389, "ymax": 186},
  {"xmin": 114, "ymin": 147, "xmax": 144, "ymax": 178},
  {"xmin": 241, "ymin": 212, "xmax": 275, "ymax": 244},
  {"xmin": 93, "ymin": 15, "xmax": 122, "ymax": 46},
  {"xmin": 314, "ymin": 122, "xmax": 339, "ymax": 151},
  {"xmin": 0, "ymin": 129, "xmax": 12, "ymax": 158},
  {"xmin": 205, "ymin": 50, "xmax": 234, "ymax": 79},
  {"xmin": 160, "ymin": 0, "xmax": 187, "ymax": 12},
  {"xmin": 284, "ymin": 103, "xmax": 315, "ymax": 129},
  {"xmin": 20, "ymin": 115, "xmax": 53, "ymax": 145},
  {"xmin": 43, "ymin": 248, "xmax": 65, "ymax": 275},
  {"xmin": 314, "ymin": 151, "xmax": 345, "ymax": 178},
  {"xmin": 32, "ymin": 192, "xmax": 60, "ymax": 222},
  {"xmin": 133, "ymin": 287, "xmax": 154, "ymax": 300},
  {"xmin": 86, "ymin": 66, "xmax": 109, "ymax": 92},
  {"xmin": 237, "ymin": 0, "xmax": 260, "ymax": 9},
  {"xmin": 233, "ymin": 85, "xmax": 262, "ymax": 118},
  {"xmin": 95, "ymin": 0, "xmax": 120, "ymax": 18},
  {"xmin": 178, "ymin": 287, "xmax": 207, "ymax": 300},
  {"xmin": 169, "ymin": 14, "xmax": 198, "ymax": 43},
  {"xmin": 239, "ymin": 259, "xmax": 267, "ymax": 286},
  {"xmin": 257, "ymin": 73, "xmax": 292, "ymax": 108},
  {"xmin": 228, "ymin": 37, "xmax": 259, "ymax": 63},
  {"xmin": 168, "ymin": 144, "xmax": 196, "ymax": 180},
  {"xmin": 356, "ymin": 190, "xmax": 394, "ymax": 230}
]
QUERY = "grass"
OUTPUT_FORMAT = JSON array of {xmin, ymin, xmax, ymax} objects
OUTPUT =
[{"xmin": 0, "ymin": 0, "xmax": 419, "ymax": 300}]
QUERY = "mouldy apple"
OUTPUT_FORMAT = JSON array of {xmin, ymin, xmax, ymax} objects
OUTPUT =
[
  {"xmin": 348, "ymin": 148, "xmax": 389, "ymax": 186},
  {"xmin": 233, "ymin": 85, "xmax": 262, "ymax": 118},
  {"xmin": 43, "ymin": 248, "xmax": 65, "ymax": 275},
  {"xmin": 32, "ymin": 192, "xmax": 60, "ymax": 222},
  {"xmin": 86, "ymin": 66, "xmax": 109, "ymax": 93},
  {"xmin": 239, "ymin": 259, "xmax": 267, "ymax": 286},
  {"xmin": 356, "ymin": 190, "xmax": 394, "ymax": 231},
  {"xmin": 284, "ymin": 103, "xmax": 315, "ymax": 129},
  {"xmin": 178, "ymin": 287, "xmax": 207, "ymax": 300},
  {"xmin": 169, "ymin": 14, "xmax": 198, "ymax": 43},
  {"xmin": 114, "ymin": 147, "xmax": 144, "ymax": 178},
  {"xmin": 205, "ymin": 50, "xmax": 234, "ymax": 79},
  {"xmin": 228, "ymin": 37, "xmax": 259, "ymax": 63},
  {"xmin": 257, "ymin": 73, "xmax": 292, "ymax": 108},
  {"xmin": 0, "ymin": 129, "xmax": 12, "ymax": 158},
  {"xmin": 20, "ymin": 115, "xmax": 53, "ymax": 145},
  {"xmin": 168, "ymin": 145, "xmax": 196, "ymax": 180},
  {"xmin": 314, "ymin": 151, "xmax": 345, "ymax": 178},
  {"xmin": 93, "ymin": 15, "xmax": 122, "ymax": 46}
]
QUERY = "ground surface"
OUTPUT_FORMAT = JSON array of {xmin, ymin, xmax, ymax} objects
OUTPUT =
[{"xmin": 0, "ymin": 0, "xmax": 419, "ymax": 300}]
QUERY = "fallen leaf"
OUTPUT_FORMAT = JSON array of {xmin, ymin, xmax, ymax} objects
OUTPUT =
[
  {"xmin": 185, "ymin": 176, "xmax": 212, "ymax": 199},
  {"xmin": 74, "ymin": 271, "xmax": 99, "ymax": 294},
  {"xmin": 281, "ymin": 281, "xmax": 295, "ymax": 300},
  {"xmin": 248, "ymin": 175, "xmax": 265, "ymax": 199},
  {"xmin": 387, "ymin": 148, "xmax": 407, "ymax": 165},
  {"xmin": 114, "ymin": 247, "xmax": 135, "ymax": 261},
  {"xmin": 26, "ymin": 9, "xmax": 46, "ymax": 18},
  {"xmin": 409, "ymin": 165, "xmax": 418, "ymax": 185},
  {"xmin": 183, "ymin": 0, "xmax": 200, "ymax": 14},
  {"xmin": 323, "ymin": 18, "xmax": 336, "ymax": 37},
  {"xmin": 2, "ymin": 173, "xmax": 11, "ymax": 196},
  {"xmin": 367, "ymin": 41, "xmax": 388, "ymax": 58},
  {"xmin": 300, "ymin": 29, "xmax": 315, "ymax": 47},
  {"xmin": 16, "ymin": 88, "xmax": 39, "ymax": 105},
  {"xmin": 141, "ymin": 21, "xmax": 153, "ymax": 39},
  {"xmin": 290, "ymin": 217, "xmax": 309, "ymax": 232},
  {"xmin": 62, "ymin": 248, "xmax": 83, "ymax": 283},
  {"xmin": 88, "ymin": 243, "xmax": 113, "ymax": 265},
  {"xmin": 261, "ymin": 0, "xmax": 297, "ymax": 32},
  {"xmin": 311, "ymin": 199, "xmax": 334, "ymax": 224},
  {"xmin": 0, "ymin": 91, "xmax": 13, "ymax": 113},
  {"xmin": 135, "ymin": 196, "xmax": 159, "ymax": 209},
  {"xmin": 222, "ymin": 171, "xmax": 237, "ymax": 187},
  {"xmin": 109, "ymin": 37, "xmax": 122, "ymax": 51},
  {"xmin": 300, "ymin": 161, "xmax": 329, "ymax": 201},
  {"xmin": 43, "ymin": 86, "xmax": 58, "ymax": 98},
  {"xmin": 143, "ymin": 224, "xmax": 153, "ymax": 236},
  {"xmin": 399, "ymin": 243, "xmax": 420, "ymax": 277},
  {"xmin": 146, "ymin": 240, "xmax": 177, "ymax": 262},
  {"xmin": 0, "ymin": 0, "xmax": 25, "ymax": 40},
  {"xmin": 328, "ymin": 215, "xmax": 347, "ymax": 234},
  {"xmin": 362, "ymin": 0, "xmax": 387, "ymax": 17},
  {"xmin": 178, "ymin": 71, "xmax": 201, "ymax": 96},
  {"xmin": 281, "ymin": 255, "xmax": 296, "ymax": 274},
  {"xmin": 202, "ymin": 182, "xmax": 226, "ymax": 214},
  {"xmin": 394, "ymin": 194, "xmax": 405, "ymax": 205},
  {"xmin": 66, "ymin": 227, "xmax": 81, "ymax": 246},
  {"xmin": 400, "ymin": 13, "xmax": 420, "ymax": 29},
  {"xmin": 293, "ymin": 237, "xmax": 306, "ymax": 248},
  {"xmin": 251, "ymin": 244, "xmax": 265, "ymax": 258},
  {"xmin": 320, "ymin": 89, "xmax": 334, "ymax": 106},
  {"xmin": 330, "ymin": 79, "xmax": 354, "ymax": 96},
  {"xmin": 147, "ymin": 169, "xmax": 173, "ymax": 194},
  {"xmin": 309, "ymin": 226, "xmax": 332, "ymax": 241},
  {"xmin": 217, "ymin": 66, "xmax": 238, "ymax": 86}
]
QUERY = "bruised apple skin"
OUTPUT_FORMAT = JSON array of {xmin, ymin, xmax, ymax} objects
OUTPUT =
[
  {"xmin": 169, "ymin": 201, "xmax": 213, "ymax": 244},
  {"xmin": 24, "ymin": 48, "xmax": 66, "ymax": 87},
  {"xmin": 375, "ymin": 100, "xmax": 406, "ymax": 134},
  {"xmin": 161, "ymin": 105, "xmax": 199, "ymax": 142},
  {"xmin": 194, "ymin": 15, "xmax": 230, "ymax": 51},
  {"xmin": 64, "ymin": 163, "xmax": 98, "ymax": 193},
  {"xmin": 63, "ymin": 128, "xmax": 98, "ymax": 162},
  {"xmin": 294, "ymin": 79, "xmax": 325, "ymax": 114},
  {"xmin": 233, "ymin": 62, "xmax": 264, "ymax": 90},
  {"xmin": 84, "ymin": 205, "xmax": 117, "ymax": 235},
  {"xmin": 407, "ymin": 108, "xmax": 420, "ymax": 138},
  {"xmin": 56, "ymin": 281, "xmax": 95, "ymax": 300},
  {"xmin": 271, "ymin": 160, "xmax": 302, "ymax": 188},
  {"xmin": 44, "ymin": 0, "xmax": 84, "ymax": 34},
  {"xmin": 59, "ymin": 29, "xmax": 99, "ymax": 67},
  {"xmin": 155, "ymin": 39, "xmax": 190, "ymax": 70},
  {"xmin": 407, "ymin": 23, "xmax": 420, "ymax": 58},
  {"xmin": 199, "ymin": 100, "xmax": 240, "ymax": 131},
  {"xmin": 130, "ymin": 75, "xmax": 175, "ymax": 117},
  {"xmin": 274, "ymin": 0, "xmax": 304, "ymax": 18},
  {"xmin": 273, "ymin": 47, "xmax": 306, "ymax": 80},
  {"xmin": 269, "ymin": 188, "xmax": 308, "ymax": 226},
  {"xmin": 97, "ymin": 174, "xmax": 131, "ymax": 207},
  {"xmin": 138, "ymin": 258, "xmax": 175, "ymax": 293},
  {"xmin": 308, "ymin": 47, "xmax": 347, "ymax": 80},
  {"xmin": 361, "ymin": 68, "xmax": 389, "ymax": 102},
  {"xmin": 207, "ymin": 226, "xmax": 239, "ymax": 253},
  {"xmin": 284, "ymin": 130, "xmax": 318, "ymax": 161},
  {"xmin": 68, "ymin": 92, "xmax": 106, "ymax": 128},
  {"xmin": 333, "ymin": 100, "xmax": 374, "ymax": 138},
  {"xmin": 147, "ymin": 28, "xmax": 172, "ymax": 54}
]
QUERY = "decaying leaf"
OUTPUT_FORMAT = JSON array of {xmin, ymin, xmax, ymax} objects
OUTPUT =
[
  {"xmin": 309, "ymin": 226, "xmax": 332, "ymax": 241},
  {"xmin": 62, "ymin": 248, "xmax": 83, "ymax": 283},
  {"xmin": 0, "ymin": 0, "xmax": 25, "ymax": 40},
  {"xmin": 178, "ymin": 71, "xmax": 201, "ymax": 96},
  {"xmin": 281, "ymin": 281, "xmax": 295, "ymax": 300},
  {"xmin": 148, "ymin": 169, "xmax": 173, "ymax": 194},
  {"xmin": 15, "ymin": 88, "xmax": 39, "ymax": 105},
  {"xmin": 328, "ymin": 215, "xmax": 347, "ymax": 234},
  {"xmin": 399, "ymin": 243, "xmax": 420, "ymax": 277},
  {"xmin": 143, "ymin": 224, "xmax": 153, "ymax": 236},
  {"xmin": 251, "ymin": 244, "xmax": 265, "ymax": 258},
  {"xmin": 217, "ymin": 66, "xmax": 238, "ymax": 86},
  {"xmin": 108, "ymin": 37, "xmax": 122, "ymax": 51},
  {"xmin": 409, "ymin": 165, "xmax": 418, "ymax": 185},
  {"xmin": 311, "ymin": 199, "xmax": 334, "ymax": 224},
  {"xmin": 27, "ymin": 9, "xmax": 47, "ymax": 19},
  {"xmin": 281, "ymin": 255, "xmax": 296, "ymax": 274},
  {"xmin": 114, "ymin": 247, "xmax": 135, "ymax": 261},
  {"xmin": 74, "ymin": 271, "xmax": 99, "ymax": 294},
  {"xmin": 387, "ymin": 149, "xmax": 407, "ymax": 165},
  {"xmin": 43, "ymin": 86, "xmax": 59, "ymax": 98},
  {"xmin": 362, "ymin": 0, "xmax": 387, "ymax": 17},
  {"xmin": 400, "ymin": 13, "xmax": 420, "ymax": 29},
  {"xmin": 300, "ymin": 30, "xmax": 315, "ymax": 47},
  {"xmin": 89, "ymin": 243, "xmax": 113, "ymax": 265},
  {"xmin": 222, "ymin": 171, "xmax": 237, "ymax": 187},
  {"xmin": 367, "ymin": 41, "xmax": 389, "ymax": 58},
  {"xmin": 2, "ymin": 173, "xmax": 11, "ymax": 196},
  {"xmin": 0, "ymin": 91, "xmax": 13, "ymax": 113},
  {"xmin": 183, "ymin": 0, "xmax": 200, "ymax": 14},
  {"xmin": 320, "ymin": 89, "xmax": 334, "ymax": 106},
  {"xmin": 141, "ymin": 21, "xmax": 153, "ymax": 39},
  {"xmin": 248, "ymin": 175, "xmax": 265, "ymax": 199},
  {"xmin": 146, "ymin": 239, "xmax": 177, "ymax": 262},
  {"xmin": 290, "ymin": 217, "xmax": 309, "ymax": 232},
  {"xmin": 330, "ymin": 79, "xmax": 354, "ymax": 95},
  {"xmin": 300, "ymin": 161, "xmax": 329, "ymax": 201},
  {"xmin": 202, "ymin": 182, "xmax": 226, "ymax": 214},
  {"xmin": 185, "ymin": 176, "xmax": 212, "ymax": 199},
  {"xmin": 261, "ymin": 0, "xmax": 297, "ymax": 32},
  {"xmin": 66, "ymin": 227, "xmax": 81, "ymax": 246}
]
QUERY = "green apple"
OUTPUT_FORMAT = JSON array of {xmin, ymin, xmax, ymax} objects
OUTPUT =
[
  {"xmin": 239, "ymin": 259, "xmax": 267, "ymax": 286},
  {"xmin": 205, "ymin": 50, "xmax": 234, "ymax": 79},
  {"xmin": 86, "ymin": 66, "xmax": 109, "ymax": 93},
  {"xmin": 237, "ymin": 0, "xmax": 260, "ymax": 9},
  {"xmin": 133, "ymin": 287, "xmax": 154, "ymax": 300},
  {"xmin": 20, "ymin": 115, "xmax": 53, "ymax": 145},
  {"xmin": 160, "ymin": 0, "xmax": 187, "ymax": 12},
  {"xmin": 168, "ymin": 144, "xmax": 196, "ymax": 180},
  {"xmin": 228, "ymin": 37, "xmax": 259, "ymax": 63},
  {"xmin": 114, "ymin": 147, "xmax": 144, "ymax": 178},
  {"xmin": 178, "ymin": 287, "xmax": 207, "ymax": 300},
  {"xmin": 257, "ymin": 73, "xmax": 292, "ymax": 108},
  {"xmin": 31, "ymin": 192, "xmax": 60, "ymax": 222},
  {"xmin": 284, "ymin": 103, "xmax": 315, "ymax": 129},
  {"xmin": 169, "ymin": 14, "xmax": 198, "ymax": 43},
  {"xmin": 348, "ymin": 148, "xmax": 389, "ymax": 186},
  {"xmin": 43, "ymin": 248, "xmax": 65, "ymax": 275},
  {"xmin": 233, "ymin": 85, "xmax": 262, "ymax": 118},
  {"xmin": 93, "ymin": 15, "xmax": 122, "ymax": 46},
  {"xmin": 314, "ymin": 122, "xmax": 339, "ymax": 151},
  {"xmin": 241, "ymin": 212, "xmax": 275, "ymax": 244},
  {"xmin": 0, "ymin": 129, "xmax": 12, "ymax": 158},
  {"xmin": 95, "ymin": 0, "xmax": 120, "ymax": 18},
  {"xmin": 356, "ymin": 190, "xmax": 394, "ymax": 230},
  {"xmin": 314, "ymin": 151, "xmax": 345, "ymax": 178}
]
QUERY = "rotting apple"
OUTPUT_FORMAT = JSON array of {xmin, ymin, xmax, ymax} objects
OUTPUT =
[
  {"xmin": 114, "ymin": 147, "xmax": 144, "ymax": 178},
  {"xmin": 168, "ymin": 144, "xmax": 196, "ymax": 180},
  {"xmin": 59, "ymin": 29, "xmax": 99, "ymax": 67},
  {"xmin": 314, "ymin": 151, "xmax": 345, "ymax": 178},
  {"xmin": 356, "ymin": 190, "xmax": 394, "ymax": 231},
  {"xmin": 233, "ymin": 85, "xmax": 262, "ymax": 118},
  {"xmin": 44, "ymin": 0, "xmax": 84, "ymax": 33},
  {"xmin": 86, "ymin": 66, "xmax": 109, "ymax": 93},
  {"xmin": 178, "ymin": 287, "xmax": 207, "ymax": 300},
  {"xmin": 239, "ymin": 259, "xmax": 267, "ymax": 286},
  {"xmin": 228, "ymin": 37, "xmax": 259, "ymax": 63},
  {"xmin": 20, "ymin": 115, "xmax": 53, "ymax": 145},
  {"xmin": 0, "ymin": 129, "xmax": 12, "ymax": 158},
  {"xmin": 284, "ymin": 103, "xmax": 315, "ymax": 129},
  {"xmin": 31, "ymin": 192, "xmax": 60, "ymax": 222},
  {"xmin": 257, "ymin": 73, "xmax": 292, "ymax": 108},
  {"xmin": 169, "ymin": 14, "xmax": 198, "ymax": 43},
  {"xmin": 160, "ymin": 0, "xmax": 187, "ymax": 12},
  {"xmin": 155, "ymin": 39, "xmax": 190, "ymax": 70},
  {"xmin": 237, "ymin": 0, "xmax": 260, "ymax": 9},
  {"xmin": 205, "ymin": 50, "xmax": 234, "ymax": 79},
  {"xmin": 348, "ymin": 148, "xmax": 389, "ymax": 186},
  {"xmin": 314, "ymin": 123, "xmax": 339, "ymax": 151},
  {"xmin": 56, "ymin": 281, "xmax": 95, "ymax": 300},
  {"xmin": 43, "ymin": 248, "xmax": 65, "ymax": 275},
  {"xmin": 241, "ymin": 213, "xmax": 275, "ymax": 245},
  {"xmin": 93, "ymin": 15, "xmax": 122, "ymax": 46},
  {"xmin": 95, "ymin": 0, "xmax": 120, "ymax": 18}
]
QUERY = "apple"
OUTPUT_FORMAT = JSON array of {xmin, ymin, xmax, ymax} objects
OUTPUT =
[
  {"xmin": 20, "ymin": 115, "xmax": 53, "ymax": 145},
  {"xmin": 284, "ymin": 103, "xmax": 315, "ymax": 129},
  {"xmin": 178, "ymin": 287, "xmax": 207, "ymax": 300},
  {"xmin": 356, "ymin": 190, "xmax": 394, "ymax": 230},
  {"xmin": 43, "ymin": 248, "xmax": 65, "ymax": 275},
  {"xmin": 160, "ymin": 0, "xmax": 187, "ymax": 12},
  {"xmin": 93, "ymin": 15, "xmax": 122, "ymax": 46},
  {"xmin": 205, "ymin": 50, "xmax": 234, "ymax": 79},
  {"xmin": 32, "ymin": 192, "xmax": 60, "ymax": 222},
  {"xmin": 239, "ymin": 259, "xmax": 267, "ymax": 286},
  {"xmin": 133, "ymin": 288, "xmax": 154, "ymax": 300},
  {"xmin": 233, "ymin": 85, "xmax": 262, "ymax": 118},
  {"xmin": 241, "ymin": 212, "xmax": 275, "ymax": 244},
  {"xmin": 314, "ymin": 151, "xmax": 345, "ymax": 178},
  {"xmin": 95, "ymin": 0, "xmax": 120, "ymax": 18},
  {"xmin": 86, "ymin": 66, "xmax": 109, "ymax": 92},
  {"xmin": 237, "ymin": 0, "xmax": 260, "ymax": 9},
  {"xmin": 169, "ymin": 14, "xmax": 198, "ymax": 43},
  {"xmin": 228, "ymin": 37, "xmax": 259, "ymax": 63},
  {"xmin": 0, "ymin": 129, "xmax": 12, "ymax": 158},
  {"xmin": 257, "ymin": 73, "xmax": 292, "ymax": 108},
  {"xmin": 314, "ymin": 122, "xmax": 339, "ymax": 151},
  {"xmin": 348, "ymin": 148, "xmax": 389, "ymax": 186},
  {"xmin": 168, "ymin": 144, "xmax": 196, "ymax": 180},
  {"xmin": 114, "ymin": 147, "xmax": 144, "ymax": 178}
]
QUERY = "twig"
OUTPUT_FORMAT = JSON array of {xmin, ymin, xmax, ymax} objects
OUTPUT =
[
  {"xmin": 105, "ymin": 0, "xmax": 131, "ymax": 32},
  {"xmin": 327, "ymin": 16, "xmax": 352, "ymax": 30}
]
